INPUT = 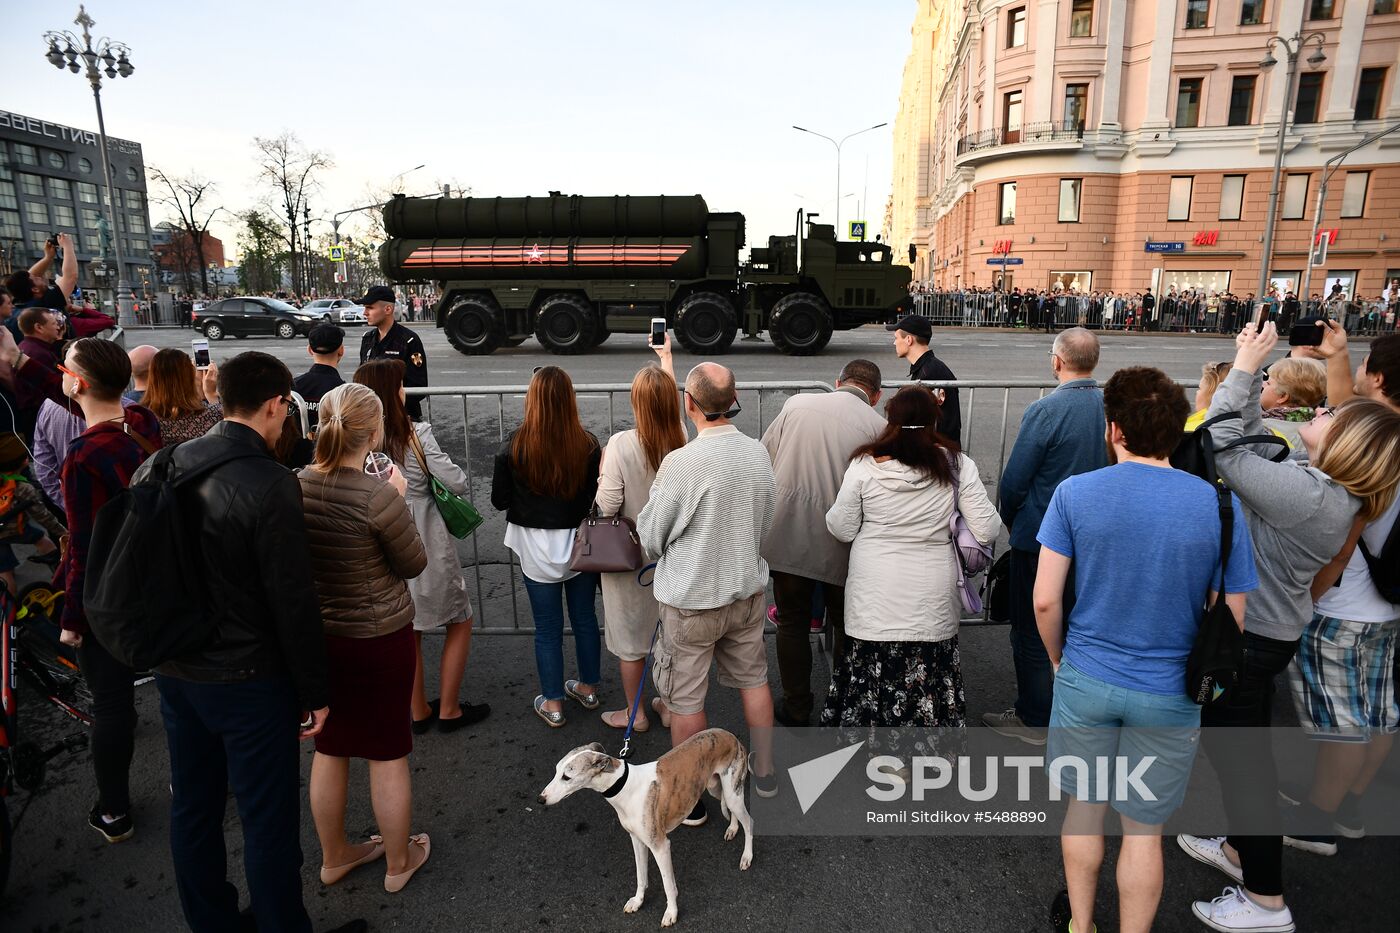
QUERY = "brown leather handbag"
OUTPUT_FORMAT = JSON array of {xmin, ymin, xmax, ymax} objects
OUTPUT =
[{"xmin": 568, "ymin": 508, "xmax": 645, "ymax": 573}]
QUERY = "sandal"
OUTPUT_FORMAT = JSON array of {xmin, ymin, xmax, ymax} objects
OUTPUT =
[
  {"xmin": 534, "ymin": 695, "xmax": 566, "ymax": 728},
  {"xmin": 650, "ymin": 697, "xmax": 673, "ymax": 729},
  {"xmin": 383, "ymin": 833, "xmax": 430, "ymax": 893},
  {"xmin": 601, "ymin": 709, "xmax": 649, "ymax": 731},
  {"xmin": 320, "ymin": 835, "xmax": 384, "ymax": 885},
  {"xmin": 564, "ymin": 680, "xmax": 600, "ymax": 710}
]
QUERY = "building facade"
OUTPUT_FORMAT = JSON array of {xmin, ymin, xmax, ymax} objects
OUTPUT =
[
  {"xmin": 0, "ymin": 108, "xmax": 154, "ymax": 301},
  {"xmin": 152, "ymin": 223, "xmax": 226, "ymax": 291},
  {"xmin": 888, "ymin": 0, "xmax": 1400, "ymax": 302}
]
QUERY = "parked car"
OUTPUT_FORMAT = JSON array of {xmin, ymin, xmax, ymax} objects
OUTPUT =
[
  {"xmin": 301, "ymin": 298, "xmax": 365, "ymax": 325},
  {"xmin": 192, "ymin": 296, "xmax": 323, "ymax": 340}
]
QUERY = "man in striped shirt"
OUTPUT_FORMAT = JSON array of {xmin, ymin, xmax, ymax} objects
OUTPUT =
[{"xmin": 638, "ymin": 362, "xmax": 780, "ymax": 816}]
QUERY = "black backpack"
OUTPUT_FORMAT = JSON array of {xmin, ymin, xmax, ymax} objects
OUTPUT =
[
  {"xmin": 84, "ymin": 445, "xmax": 258, "ymax": 670},
  {"xmin": 1171, "ymin": 411, "xmax": 1290, "ymax": 481},
  {"xmin": 1358, "ymin": 519, "xmax": 1400, "ymax": 604}
]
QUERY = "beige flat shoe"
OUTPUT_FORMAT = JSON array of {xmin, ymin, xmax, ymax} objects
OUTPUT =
[
  {"xmin": 601, "ymin": 708, "xmax": 649, "ymax": 732},
  {"xmin": 650, "ymin": 697, "xmax": 672, "ymax": 729},
  {"xmin": 384, "ymin": 833, "xmax": 431, "ymax": 894},
  {"xmin": 320, "ymin": 836, "xmax": 384, "ymax": 885}
]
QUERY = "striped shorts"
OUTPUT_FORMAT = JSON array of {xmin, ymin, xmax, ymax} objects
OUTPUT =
[{"xmin": 1288, "ymin": 613, "xmax": 1399, "ymax": 741}]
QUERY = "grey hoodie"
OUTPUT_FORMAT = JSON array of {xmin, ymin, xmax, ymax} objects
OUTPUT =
[{"xmin": 1206, "ymin": 368, "xmax": 1359, "ymax": 642}]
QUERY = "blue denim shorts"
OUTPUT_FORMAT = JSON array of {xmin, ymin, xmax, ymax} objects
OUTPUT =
[{"xmin": 1047, "ymin": 661, "xmax": 1202, "ymax": 825}]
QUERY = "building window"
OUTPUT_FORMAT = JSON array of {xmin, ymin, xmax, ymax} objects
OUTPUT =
[
  {"xmin": 999, "ymin": 182, "xmax": 1017, "ymax": 224},
  {"xmin": 124, "ymin": 166, "xmax": 139, "ymax": 183},
  {"xmin": 0, "ymin": 210, "xmax": 20, "ymax": 239},
  {"xmin": 1070, "ymin": 0, "xmax": 1094, "ymax": 36},
  {"xmin": 50, "ymin": 177, "xmax": 72, "ymax": 200},
  {"xmin": 78, "ymin": 181, "xmax": 99, "ymax": 203},
  {"xmin": 1049, "ymin": 271, "xmax": 1093, "ymax": 292},
  {"xmin": 1008, "ymin": 6, "xmax": 1027, "ymax": 47},
  {"xmin": 1219, "ymin": 174, "xmax": 1246, "ymax": 220},
  {"xmin": 1229, "ymin": 75, "xmax": 1257, "ymax": 125},
  {"xmin": 45, "ymin": 150, "xmax": 66, "ymax": 170},
  {"xmin": 78, "ymin": 157, "xmax": 92, "ymax": 173},
  {"xmin": 1176, "ymin": 77, "xmax": 1204, "ymax": 127},
  {"xmin": 1168, "ymin": 176, "xmax": 1194, "ymax": 220},
  {"xmin": 0, "ymin": 180, "xmax": 15, "ymax": 211},
  {"xmin": 1241, "ymin": 0, "xmax": 1266, "ymax": 24},
  {"xmin": 81, "ymin": 208, "xmax": 103, "ymax": 230},
  {"xmin": 1064, "ymin": 83, "xmax": 1089, "ymax": 130},
  {"xmin": 1283, "ymin": 173, "xmax": 1309, "ymax": 219},
  {"xmin": 128, "ymin": 190, "xmax": 145, "ymax": 211},
  {"xmin": 1059, "ymin": 179, "xmax": 1083, "ymax": 222},
  {"xmin": 1376, "ymin": 1, "xmax": 1399, "ymax": 13},
  {"xmin": 129, "ymin": 214, "xmax": 146, "ymax": 234},
  {"xmin": 19, "ymin": 173, "xmax": 44, "ymax": 198},
  {"xmin": 1186, "ymin": 0, "xmax": 1210, "ymax": 28},
  {"xmin": 1341, "ymin": 171, "xmax": 1370, "ymax": 217},
  {"xmin": 53, "ymin": 204, "xmax": 76, "ymax": 228},
  {"xmin": 1003, "ymin": 90, "xmax": 1024, "ymax": 143},
  {"xmin": 128, "ymin": 238, "xmax": 148, "ymax": 253},
  {"xmin": 1356, "ymin": 67, "xmax": 1387, "ymax": 120},
  {"xmin": 1295, "ymin": 73, "xmax": 1324, "ymax": 124},
  {"xmin": 24, "ymin": 202, "xmax": 49, "ymax": 226},
  {"xmin": 14, "ymin": 144, "xmax": 38, "ymax": 166},
  {"xmin": 1309, "ymin": 0, "xmax": 1335, "ymax": 17}
]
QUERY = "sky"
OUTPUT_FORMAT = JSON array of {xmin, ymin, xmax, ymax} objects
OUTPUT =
[{"xmin": 7, "ymin": 0, "xmax": 913, "ymax": 262}]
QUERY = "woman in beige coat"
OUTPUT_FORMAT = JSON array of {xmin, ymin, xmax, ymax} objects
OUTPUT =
[
  {"xmin": 299, "ymin": 383, "xmax": 431, "ymax": 894},
  {"xmin": 595, "ymin": 337, "xmax": 685, "ymax": 730},
  {"xmin": 821, "ymin": 385, "xmax": 1000, "ymax": 736}
]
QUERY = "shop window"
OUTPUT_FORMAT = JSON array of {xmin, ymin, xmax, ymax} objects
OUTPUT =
[{"xmin": 1168, "ymin": 176, "xmax": 1194, "ymax": 220}]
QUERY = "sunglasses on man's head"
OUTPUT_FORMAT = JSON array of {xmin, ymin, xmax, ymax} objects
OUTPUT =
[{"xmin": 684, "ymin": 389, "xmax": 742, "ymax": 422}]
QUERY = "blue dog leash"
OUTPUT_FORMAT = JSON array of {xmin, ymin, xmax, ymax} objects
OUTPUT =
[{"xmin": 618, "ymin": 562, "xmax": 660, "ymax": 761}]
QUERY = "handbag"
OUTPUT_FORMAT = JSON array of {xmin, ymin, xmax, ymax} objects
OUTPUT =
[
  {"xmin": 568, "ymin": 506, "xmax": 646, "ymax": 574},
  {"xmin": 406, "ymin": 430, "xmax": 484, "ymax": 539},
  {"xmin": 1185, "ymin": 481, "xmax": 1244, "ymax": 705},
  {"xmin": 946, "ymin": 453, "xmax": 994, "ymax": 614}
]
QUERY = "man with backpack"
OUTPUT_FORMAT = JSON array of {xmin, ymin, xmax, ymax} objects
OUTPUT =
[{"xmin": 128, "ymin": 352, "xmax": 349, "ymax": 933}]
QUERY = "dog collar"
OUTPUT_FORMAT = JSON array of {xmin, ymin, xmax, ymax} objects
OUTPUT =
[{"xmin": 601, "ymin": 761, "xmax": 629, "ymax": 799}]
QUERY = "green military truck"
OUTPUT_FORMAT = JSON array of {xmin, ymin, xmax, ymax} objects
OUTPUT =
[{"xmin": 377, "ymin": 193, "xmax": 911, "ymax": 356}]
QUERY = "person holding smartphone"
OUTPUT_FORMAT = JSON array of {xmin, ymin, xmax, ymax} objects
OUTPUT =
[{"xmin": 2, "ymin": 232, "xmax": 77, "ymax": 344}]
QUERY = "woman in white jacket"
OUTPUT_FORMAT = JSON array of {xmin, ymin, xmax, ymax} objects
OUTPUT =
[{"xmin": 821, "ymin": 385, "xmax": 1001, "ymax": 735}]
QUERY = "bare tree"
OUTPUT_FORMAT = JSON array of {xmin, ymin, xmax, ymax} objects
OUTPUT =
[
  {"xmin": 149, "ymin": 168, "xmax": 225, "ymax": 296},
  {"xmin": 252, "ymin": 133, "xmax": 333, "ymax": 296}
]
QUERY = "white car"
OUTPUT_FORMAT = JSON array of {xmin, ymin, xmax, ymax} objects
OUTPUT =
[{"xmin": 302, "ymin": 298, "xmax": 365, "ymax": 325}]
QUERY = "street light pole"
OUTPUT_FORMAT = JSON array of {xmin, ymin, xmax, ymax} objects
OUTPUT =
[
  {"xmin": 44, "ymin": 5, "xmax": 136, "ymax": 325},
  {"xmin": 792, "ymin": 122, "xmax": 887, "ymax": 238},
  {"xmin": 1255, "ymin": 30, "xmax": 1326, "ymax": 314}
]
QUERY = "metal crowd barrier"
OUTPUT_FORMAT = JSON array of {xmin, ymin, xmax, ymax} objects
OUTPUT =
[{"xmin": 411, "ymin": 379, "xmax": 1075, "ymax": 635}]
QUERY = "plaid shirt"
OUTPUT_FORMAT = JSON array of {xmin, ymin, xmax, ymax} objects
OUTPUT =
[{"xmin": 58, "ymin": 406, "xmax": 163, "ymax": 633}]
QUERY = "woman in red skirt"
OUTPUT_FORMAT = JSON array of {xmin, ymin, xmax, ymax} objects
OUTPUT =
[{"xmin": 299, "ymin": 383, "xmax": 429, "ymax": 893}]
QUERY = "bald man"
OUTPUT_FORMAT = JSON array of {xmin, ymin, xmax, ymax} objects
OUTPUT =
[{"xmin": 125, "ymin": 345, "xmax": 157, "ymax": 403}]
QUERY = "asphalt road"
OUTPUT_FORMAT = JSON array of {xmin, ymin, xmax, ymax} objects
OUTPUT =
[{"xmin": 7, "ymin": 324, "xmax": 1396, "ymax": 932}]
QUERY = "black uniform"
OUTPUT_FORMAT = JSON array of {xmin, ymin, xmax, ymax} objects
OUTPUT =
[
  {"xmin": 291, "ymin": 363, "xmax": 345, "ymax": 430},
  {"xmin": 909, "ymin": 348, "xmax": 962, "ymax": 445},
  {"xmin": 360, "ymin": 321, "xmax": 428, "ymax": 419}
]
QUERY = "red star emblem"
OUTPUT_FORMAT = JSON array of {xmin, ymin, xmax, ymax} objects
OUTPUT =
[{"xmin": 525, "ymin": 243, "xmax": 544, "ymax": 263}]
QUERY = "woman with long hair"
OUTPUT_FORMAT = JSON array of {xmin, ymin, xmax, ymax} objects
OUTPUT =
[
  {"xmin": 821, "ymin": 385, "xmax": 1000, "ymax": 739},
  {"xmin": 143, "ymin": 347, "xmax": 221, "ymax": 445},
  {"xmin": 355, "ymin": 359, "xmax": 488, "ymax": 735},
  {"xmin": 491, "ymin": 365, "xmax": 602, "ymax": 727},
  {"xmin": 299, "ymin": 383, "xmax": 430, "ymax": 893},
  {"xmin": 595, "ymin": 338, "xmax": 684, "ymax": 730}
]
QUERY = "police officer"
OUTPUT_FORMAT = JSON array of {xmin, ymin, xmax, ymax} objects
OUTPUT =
[
  {"xmin": 886, "ymin": 312, "xmax": 961, "ymax": 444},
  {"xmin": 357, "ymin": 285, "xmax": 428, "ymax": 419},
  {"xmin": 293, "ymin": 323, "xmax": 346, "ymax": 431}
]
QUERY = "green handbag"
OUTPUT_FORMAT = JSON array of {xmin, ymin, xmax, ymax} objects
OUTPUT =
[{"xmin": 408, "ymin": 431, "xmax": 484, "ymax": 539}]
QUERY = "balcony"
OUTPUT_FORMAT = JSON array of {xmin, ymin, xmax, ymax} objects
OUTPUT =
[{"xmin": 955, "ymin": 120, "xmax": 1088, "ymax": 157}]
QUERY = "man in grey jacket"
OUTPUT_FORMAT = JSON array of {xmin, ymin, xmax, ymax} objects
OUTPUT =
[{"xmin": 761, "ymin": 359, "xmax": 885, "ymax": 725}]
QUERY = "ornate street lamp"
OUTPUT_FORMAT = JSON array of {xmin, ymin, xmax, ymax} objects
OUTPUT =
[{"xmin": 43, "ymin": 5, "xmax": 137, "ymax": 325}]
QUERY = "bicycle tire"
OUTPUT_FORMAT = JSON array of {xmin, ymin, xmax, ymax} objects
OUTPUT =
[{"xmin": 14, "ymin": 587, "xmax": 92, "ymax": 725}]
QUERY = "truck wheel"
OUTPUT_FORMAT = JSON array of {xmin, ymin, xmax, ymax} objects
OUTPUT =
[
  {"xmin": 534, "ymin": 295, "xmax": 598, "ymax": 355},
  {"xmin": 445, "ymin": 295, "xmax": 506, "ymax": 355},
  {"xmin": 674, "ymin": 292, "xmax": 738, "ymax": 353},
  {"xmin": 768, "ymin": 292, "xmax": 833, "ymax": 356}
]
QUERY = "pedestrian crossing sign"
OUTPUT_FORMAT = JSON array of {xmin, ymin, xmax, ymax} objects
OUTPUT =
[
  {"xmin": 848, "ymin": 221, "xmax": 867, "ymax": 241},
  {"xmin": 328, "ymin": 246, "xmax": 346, "ymax": 262}
]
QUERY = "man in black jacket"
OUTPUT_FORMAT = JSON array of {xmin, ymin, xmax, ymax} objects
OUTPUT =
[
  {"xmin": 887, "ymin": 313, "xmax": 961, "ymax": 443},
  {"xmin": 144, "ymin": 352, "xmax": 349, "ymax": 933}
]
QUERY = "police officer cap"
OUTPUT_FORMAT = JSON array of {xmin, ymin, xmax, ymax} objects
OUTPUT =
[
  {"xmin": 885, "ymin": 313, "xmax": 932, "ymax": 341},
  {"xmin": 308, "ymin": 323, "xmax": 345, "ymax": 354},
  {"xmin": 354, "ymin": 285, "xmax": 397, "ymax": 306}
]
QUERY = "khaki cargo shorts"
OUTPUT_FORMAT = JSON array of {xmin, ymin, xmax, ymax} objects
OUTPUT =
[{"xmin": 652, "ymin": 591, "xmax": 768, "ymax": 716}]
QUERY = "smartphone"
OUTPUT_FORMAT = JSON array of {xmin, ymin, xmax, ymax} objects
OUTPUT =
[
  {"xmin": 650, "ymin": 317, "xmax": 667, "ymax": 347},
  {"xmin": 1289, "ymin": 322, "xmax": 1325, "ymax": 346},
  {"xmin": 299, "ymin": 713, "xmax": 315, "ymax": 730},
  {"xmin": 1254, "ymin": 302, "xmax": 1270, "ymax": 330},
  {"xmin": 192, "ymin": 338, "xmax": 210, "ymax": 370}
]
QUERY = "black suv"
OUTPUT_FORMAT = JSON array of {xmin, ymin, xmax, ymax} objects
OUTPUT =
[{"xmin": 193, "ymin": 297, "xmax": 323, "ymax": 340}]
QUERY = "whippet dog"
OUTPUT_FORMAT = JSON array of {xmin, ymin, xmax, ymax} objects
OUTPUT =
[{"xmin": 538, "ymin": 728, "xmax": 754, "ymax": 927}]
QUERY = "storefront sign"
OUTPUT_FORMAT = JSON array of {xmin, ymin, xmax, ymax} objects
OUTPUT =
[
  {"xmin": 1145, "ymin": 241, "xmax": 1185, "ymax": 254},
  {"xmin": 992, "ymin": 239, "xmax": 1013, "ymax": 255},
  {"xmin": 1192, "ymin": 230, "xmax": 1219, "ymax": 246}
]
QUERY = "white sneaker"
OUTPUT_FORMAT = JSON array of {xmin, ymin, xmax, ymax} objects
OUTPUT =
[
  {"xmin": 1191, "ymin": 886, "xmax": 1295, "ymax": 932},
  {"xmin": 1177, "ymin": 834, "xmax": 1243, "ymax": 884},
  {"xmin": 980, "ymin": 708, "xmax": 1047, "ymax": 746}
]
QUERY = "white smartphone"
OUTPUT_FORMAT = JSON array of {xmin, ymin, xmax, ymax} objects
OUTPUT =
[
  {"xmin": 650, "ymin": 318, "xmax": 667, "ymax": 347},
  {"xmin": 192, "ymin": 338, "xmax": 210, "ymax": 370}
]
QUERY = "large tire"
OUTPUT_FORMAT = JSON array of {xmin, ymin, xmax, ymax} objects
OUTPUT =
[
  {"xmin": 534, "ymin": 295, "xmax": 598, "ymax": 355},
  {"xmin": 444, "ymin": 295, "xmax": 506, "ymax": 355},
  {"xmin": 768, "ymin": 292, "xmax": 834, "ymax": 356},
  {"xmin": 674, "ymin": 291, "xmax": 738, "ymax": 353},
  {"xmin": 202, "ymin": 320, "xmax": 224, "ymax": 340}
]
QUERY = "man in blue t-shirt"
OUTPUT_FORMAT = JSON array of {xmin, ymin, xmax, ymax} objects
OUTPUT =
[{"xmin": 1034, "ymin": 366, "xmax": 1258, "ymax": 933}]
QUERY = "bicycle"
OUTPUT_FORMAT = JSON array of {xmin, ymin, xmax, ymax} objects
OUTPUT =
[{"xmin": 1, "ymin": 580, "xmax": 92, "ymax": 899}]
